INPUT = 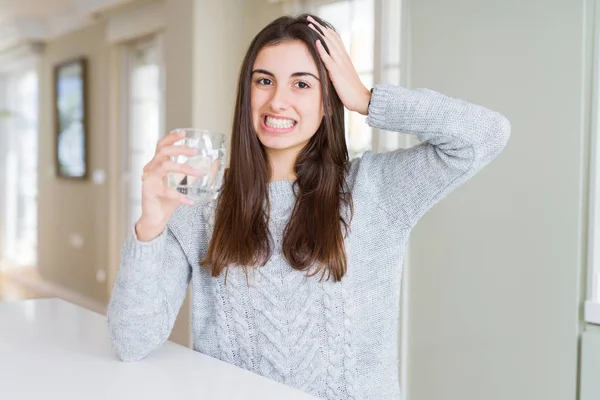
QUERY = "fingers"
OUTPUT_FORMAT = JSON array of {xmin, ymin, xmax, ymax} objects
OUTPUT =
[
  {"xmin": 307, "ymin": 16, "xmax": 326, "ymax": 36},
  {"xmin": 308, "ymin": 22, "xmax": 345, "ymax": 72},
  {"xmin": 307, "ymin": 15, "xmax": 345, "ymax": 55},
  {"xmin": 315, "ymin": 39, "xmax": 335, "ymax": 69},
  {"xmin": 140, "ymin": 161, "xmax": 197, "ymax": 206},
  {"xmin": 157, "ymin": 145, "xmax": 198, "ymax": 159},
  {"xmin": 158, "ymin": 186, "xmax": 195, "ymax": 205},
  {"xmin": 308, "ymin": 22, "xmax": 334, "ymax": 54},
  {"xmin": 141, "ymin": 161, "xmax": 198, "ymax": 205},
  {"xmin": 156, "ymin": 129, "xmax": 185, "ymax": 150},
  {"xmin": 139, "ymin": 130, "xmax": 200, "ymax": 210},
  {"xmin": 157, "ymin": 160, "xmax": 202, "ymax": 178},
  {"xmin": 145, "ymin": 144, "xmax": 197, "ymax": 173},
  {"xmin": 143, "ymin": 160, "xmax": 202, "ymax": 182},
  {"xmin": 306, "ymin": 15, "xmax": 332, "ymax": 40}
]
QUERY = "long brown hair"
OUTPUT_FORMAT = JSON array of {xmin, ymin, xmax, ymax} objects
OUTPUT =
[{"xmin": 201, "ymin": 14, "xmax": 353, "ymax": 282}]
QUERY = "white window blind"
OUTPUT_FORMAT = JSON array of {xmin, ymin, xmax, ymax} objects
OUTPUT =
[
  {"xmin": 0, "ymin": 69, "xmax": 38, "ymax": 267},
  {"xmin": 121, "ymin": 35, "xmax": 165, "ymax": 234}
]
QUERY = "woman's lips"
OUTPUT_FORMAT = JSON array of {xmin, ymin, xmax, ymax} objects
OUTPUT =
[{"xmin": 260, "ymin": 115, "xmax": 297, "ymax": 134}]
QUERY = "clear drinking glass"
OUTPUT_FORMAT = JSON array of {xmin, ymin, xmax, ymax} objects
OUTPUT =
[{"xmin": 166, "ymin": 128, "xmax": 226, "ymax": 202}]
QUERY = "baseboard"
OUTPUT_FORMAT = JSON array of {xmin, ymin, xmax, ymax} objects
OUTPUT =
[{"xmin": 3, "ymin": 267, "xmax": 107, "ymax": 315}]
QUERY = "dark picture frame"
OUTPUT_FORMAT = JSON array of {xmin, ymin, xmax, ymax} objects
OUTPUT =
[{"xmin": 54, "ymin": 57, "xmax": 88, "ymax": 180}]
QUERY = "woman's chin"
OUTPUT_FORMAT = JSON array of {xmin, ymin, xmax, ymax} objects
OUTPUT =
[
  {"xmin": 258, "ymin": 134, "xmax": 289, "ymax": 148},
  {"xmin": 261, "ymin": 142, "xmax": 295, "ymax": 152},
  {"xmin": 259, "ymin": 137, "xmax": 307, "ymax": 154}
]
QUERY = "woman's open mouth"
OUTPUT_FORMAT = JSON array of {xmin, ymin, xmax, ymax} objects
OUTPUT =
[{"xmin": 261, "ymin": 115, "xmax": 298, "ymax": 134}]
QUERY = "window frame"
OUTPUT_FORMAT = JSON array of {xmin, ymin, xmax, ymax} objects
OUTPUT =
[
  {"xmin": 118, "ymin": 33, "xmax": 166, "ymax": 242},
  {"xmin": 585, "ymin": 0, "xmax": 600, "ymax": 325}
]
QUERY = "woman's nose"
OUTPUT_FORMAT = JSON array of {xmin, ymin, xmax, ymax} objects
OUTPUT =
[{"xmin": 269, "ymin": 86, "xmax": 291, "ymax": 111}]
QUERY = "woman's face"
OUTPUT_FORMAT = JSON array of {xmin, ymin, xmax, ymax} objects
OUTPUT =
[{"xmin": 251, "ymin": 40, "xmax": 325, "ymax": 159}]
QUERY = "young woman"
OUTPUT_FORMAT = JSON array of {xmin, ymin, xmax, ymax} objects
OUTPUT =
[{"xmin": 107, "ymin": 14, "xmax": 510, "ymax": 400}]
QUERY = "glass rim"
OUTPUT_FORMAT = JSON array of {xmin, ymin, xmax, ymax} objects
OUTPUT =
[{"xmin": 170, "ymin": 128, "xmax": 226, "ymax": 138}]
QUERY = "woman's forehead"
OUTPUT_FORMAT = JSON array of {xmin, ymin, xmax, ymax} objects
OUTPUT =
[{"xmin": 253, "ymin": 41, "xmax": 319, "ymax": 77}]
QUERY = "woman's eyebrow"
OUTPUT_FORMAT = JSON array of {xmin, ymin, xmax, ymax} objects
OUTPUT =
[{"xmin": 252, "ymin": 69, "xmax": 320, "ymax": 81}]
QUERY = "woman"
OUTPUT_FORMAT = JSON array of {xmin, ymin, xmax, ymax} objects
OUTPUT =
[{"xmin": 107, "ymin": 14, "xmax": 510, "ymax": 400}]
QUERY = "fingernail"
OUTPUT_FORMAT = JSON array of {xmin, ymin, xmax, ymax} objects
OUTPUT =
[{"xmin": 177, "ymin": 130, "xmax": 186, "ymax": 136}]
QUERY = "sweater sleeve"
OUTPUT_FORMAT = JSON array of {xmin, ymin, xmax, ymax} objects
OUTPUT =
[
  {"xmin": 359, "ymin": 84, "xmax": 511, "ymax": 227},
  {"xmin": 106, "ymin": 224, "xmax": 192, "ymax": 362}
]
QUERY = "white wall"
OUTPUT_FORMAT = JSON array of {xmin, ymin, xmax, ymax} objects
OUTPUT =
[
  {"xmin": 192, "ymin": 0, "xmax": 285, "ymax": 134},
  {"xmin": 581, "ymin": 327, "xmax": 600, "ymax": 400},
  {"xmin": 405, "ymin": 0, "xmax": 587, "ymax": 399}
]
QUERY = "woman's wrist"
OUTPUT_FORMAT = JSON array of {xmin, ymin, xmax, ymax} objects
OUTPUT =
[
  {"xmin": 355, "ymin": 87, "xmax": 373, "ymax": 116},
  {"xmin": 135, "ymin": 218, "xmax": 166, "ymax": 242}
]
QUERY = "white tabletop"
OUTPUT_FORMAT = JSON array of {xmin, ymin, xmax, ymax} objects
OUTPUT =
[{"xmin": 0, "ymin": 298, "xmax": 317, "ymax": 400}]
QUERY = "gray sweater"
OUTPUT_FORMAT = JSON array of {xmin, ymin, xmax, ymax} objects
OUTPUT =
[{"xmin": 107, "ymin": 84, "xmax": 511, "ymax": 400}]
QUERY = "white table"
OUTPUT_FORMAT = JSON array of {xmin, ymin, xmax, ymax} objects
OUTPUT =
[{"xmin": 0, "ymin": 298, "xmax": 317, "ymax": 399}]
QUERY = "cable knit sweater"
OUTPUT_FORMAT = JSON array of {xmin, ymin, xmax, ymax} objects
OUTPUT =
[{"xmin": 107, "ymin": 84, "xmax": 511, "ymax": 400}]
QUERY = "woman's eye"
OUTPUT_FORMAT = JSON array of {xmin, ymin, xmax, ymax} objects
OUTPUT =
[
  {"xmin": 295, "ymin": 81, "xmax": 310, "ymax": 89},
  {"xmin": 257, "ymin": 78, "xmax": 272, "ymax": 85}
]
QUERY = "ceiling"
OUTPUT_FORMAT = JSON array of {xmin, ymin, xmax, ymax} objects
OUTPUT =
[
  {"xmin": 0, "ymin": 0, "xmax": 72, "ymax": 23},
  {"xmin": 0, "ymin": 0, "xmax": 133, "ymax": 50}
]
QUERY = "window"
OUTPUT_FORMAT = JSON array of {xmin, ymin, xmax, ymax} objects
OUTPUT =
[
  {"xmin": 303, "ymin": 0, "xmax": 406, "ymax": 158},
  {"xmin": 587, "ymin": 133, "xmax": 600, "ymax": 323},
  {"xmin": 121, "ymin": 35, "xmax": 165, "ymax": 235},
  {"xmin": 586, "ymin": 4, "xmax": 600, "ymax": 324},
  {"xmin": 0, "ymin": 69, "xmax": 38, "ymax": 267}
]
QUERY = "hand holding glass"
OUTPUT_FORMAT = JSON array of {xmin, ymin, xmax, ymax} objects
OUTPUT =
[{"xmin": 166, "ymin": 128, "xmax": 226, "ymax": 203}]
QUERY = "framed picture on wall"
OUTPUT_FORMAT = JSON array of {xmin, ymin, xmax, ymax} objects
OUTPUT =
[{"xmin": 54, "ymin": 57, "xmax": 88, "ymax": 179}]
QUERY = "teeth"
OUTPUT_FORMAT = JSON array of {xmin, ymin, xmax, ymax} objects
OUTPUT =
[{"xmin": 266, "ymin": 116, "xmax": 295, "ymax": 129}]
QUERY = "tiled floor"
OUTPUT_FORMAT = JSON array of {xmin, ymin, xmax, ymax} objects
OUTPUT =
[{"xmin": 0, "ymin": 268, "xmax": 48, "ymax": 302}]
